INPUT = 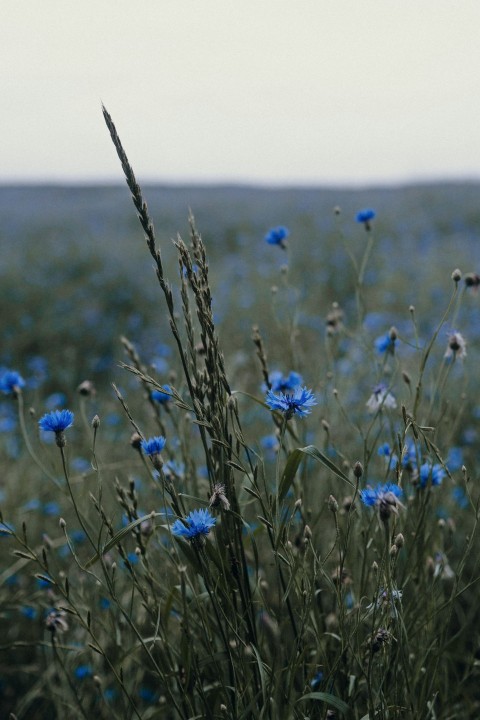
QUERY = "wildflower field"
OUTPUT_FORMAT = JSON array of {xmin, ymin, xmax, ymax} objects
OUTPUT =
[{"xmin": 1, "ymin": 112, "xmax": 480, "ymax": 719}]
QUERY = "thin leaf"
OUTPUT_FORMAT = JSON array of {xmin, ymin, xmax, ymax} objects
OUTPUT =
[
  {"xmin": 297, "ymin": 691, "xmax": 349, "ymax": 714},
  {"xmin": 85, "ymin": 512, "xmax": 161, "ymax": 568}
]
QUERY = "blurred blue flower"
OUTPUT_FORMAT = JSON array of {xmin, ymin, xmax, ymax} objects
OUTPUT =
[
  {"xmin": 100, "ymin": 597, "xmax": 111, "ymax": 610},
  {"xmin": 172, "ymin": 508, "xmax": 216, "ymax": 540},
  {"xmin": 22, "ymin": 498, "xmax": 41, "ymax": 512},
  {"xmin": 374, "ymin": 333, "xmax": 395, "ymax": 354},
  {"xmin": 446, "ymin": 447, "xmax": 463, "ymax": 472},
  {"xmin": 151, "ymin": 386, "xmax": 171, "ymax": 404},
  {"xmin": 419, "ymin": 462, "xmax": 445, "ymax": 488},
  {"xmin": 38, "ymin": 409, "xmax": 74, "ymax": 433},
  {"xmin": 366, "ymin": 384, "xmax": 397, "ymax": 413},
  {"xmin": 264, "ymin": 226, "xmax": 289, "ymax": 247},
  {"xmin": 0, "ymin": 369, "xmax": 25, "ymax": 395},
  {"xmin": 268, "ymin": 371, "xmax": 303, "ymax": 393},
  {"xmin": 45, "ymin": 392, "xmax": 67, "ymax": 410},
  {"xmin": 20, "ymin": 605, "xmax": 37, "ymax": 620},
  {"xmin": 356, "ymin": 208, "xmax": 376, "ymax": 224},
  {"xmin": 452, "ymin": 486, "xmax": 469, "ymax": 509},
  {"xmin": 310, "ymin": 670, "xmax": 324, "ymax": 690},
  {"xmin": 361, "ymin": 483, "xmax": 403, "ymax": 507},
  {"xmin": 265, "ymin": 386, "xmax": 317, "ymax": 419},
  {"xmin": 141, "ymin": 436, "xmax": 166, "ymax": 456},
  {"xmin": 43, "ymin": 502, "xmax": 61, "ymax": 516},
  {"xmin": 74, "ymin": 665, "xmax": 92, "ymax": 680},
  {"xmin": 71, "ymin": 457, "xmax": 91, "ymax": 473}
]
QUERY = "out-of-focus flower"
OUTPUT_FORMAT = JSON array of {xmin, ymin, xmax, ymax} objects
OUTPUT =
[
  {"xmin": 361, "ymin": 482, "xmax": 403, "ymax": 522},
  {"xmin": 366, "ymin": 384, "xmax": 397, "ymax": 413},
  {"xmin": 151, "ymin": 386, "xmax": 172, "ymax": 404},
  {"xmin": 419, "ymin": 462, "xmax": 445, "ymax": 488},
  {"xmin": 366, "ymin": 587, "xmax": 403, "ymax": 617},
  {"xmin": 45, "ymin": 608, "xmax": 69, "ymax": 634},
  {"xmin": 374, "ymin": 332, "xmax": 395, "ymax": 355},
  {"xmin": 264, "ymin": 226, "xmax": 289, "ymax": 248},
  {"xmin": 209, "ymin": 483, "xmax": 230, "ymax": 511},
  {"xmin": 267, "ymin": 370, "xmax": 303, "ymax": 393},
  {"xmin": 75, "ymin": 665, "xmax": 93, "ymax": 679},
  {"xmin": 356, "ymin": 208, "xmax": 376, "ymax": 230},
  {"xmin": 444, "ymin": 331, "xmax": 467, "ymax": 361},
  {"xmin": 0, "ymin": 370, "xmax": 25, "ymax": 395},
  {"xmin": 265, "ymin": 386, "xmax": 317, "ymax": 420}
]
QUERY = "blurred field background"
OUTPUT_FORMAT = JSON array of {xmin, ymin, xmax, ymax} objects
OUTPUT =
[{"xmin": 1, "ymin": 181, "xmax": 480, "ymax": 718}]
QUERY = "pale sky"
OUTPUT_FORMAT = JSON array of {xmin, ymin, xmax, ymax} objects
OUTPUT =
[{"xmin": 2, "ymin": 1, "xmax": 480, "ymax": 185}]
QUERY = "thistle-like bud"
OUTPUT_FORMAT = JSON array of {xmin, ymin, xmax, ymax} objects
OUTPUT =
[
  {"xmin": 451, "ymin": 268, "xmax": 462, "ymax": 283},
  {"xmin": 130, "ymin": 433, "xmax": 142, "ymax": 450},
  {"xmin": 328, "ymin": 495, "xmax": 338, "ymax": 513},
  {"xmin": 92, "ymin": 414, "xmax": 100, "ymax": 429},
  {"xmin": 353, "ymin": 461, "xmax": 363, "ymax": 479},
  {"xmin": 77, "ymin": 380, "xmax": 96, "ymax": 397},
  {"xmin": 395, "ymin": 533, "xmax": 404, "ymax": 548}
]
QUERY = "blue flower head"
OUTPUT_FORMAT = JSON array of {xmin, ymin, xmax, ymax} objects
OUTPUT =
[
  {"xmin": 151, "ymin": 386, "xmax": 171, "ymax": 404},
  {"xmin": 419, "ymin": 462, "xmax": 445, "ymax": 488},
  {"xmin": 361, "ymin": 482, "xmax": 403, "ymax": 522},
  {"xmin": 0, "ymin": 370, "xmax": 25, "ymax": 395},
  {"xmin": 141, "ymin": 436, "xmax": 166, "ymax": 456},
  {"xmin": 268, "ymin": 370, "xmax": 303, "ymax": 393},
  {"xmin": 172, "ymin": 508, "xmax": 216, "ymax": 543},
  {"xmin": 374, "ymin": 333, "xmax": 395, "ymax": 354},
  {"xmin": 356, "ymin": 208, "xmax": 376, "ymax": 228},
  {"xmin": 265, "ymin": 386, "xmax": 317, "ymax": 420},
  {"xmin": 264, "ymin": 226, "xmax": 289, "ymax": 248},
  {"xmin": 38, "ymin": 410, "xmax": 74, "ymax": 446}
]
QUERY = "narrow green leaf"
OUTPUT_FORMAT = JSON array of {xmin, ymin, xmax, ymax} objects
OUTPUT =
[
  {"xmin": 279, "ymin": 445, "xmax": 353, "ymax": 502},
  {"xmin": 297, "ymin": 691, "xmax": 349, "ymax": 714},
  {"xmin": 85, "ymin": 512, "xmax": 162, "ymax": 568}
]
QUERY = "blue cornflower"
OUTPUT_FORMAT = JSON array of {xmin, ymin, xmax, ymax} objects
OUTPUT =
[
  {"xmin": 0, "ymin": 370, "xmax": 25, "ymax": 395},
  {"xmin": 265, "ymin": 386, "xmax": 317, "ymax": 420},
  {"xmin": 264, "ymin": 226, "xmax": 289, "ymax": 248},
  {"xmin": 419, "ymin": 462, "xmax": 445, "ymax": 488},
  {"xmin": 172, "ymin": 508, "xmax": 216, "ymax": 542},
  {"xmin": 374, "ymin": 333, "xmax": 395, "ymax": 354},
  {"xmin": 74, "ymin": 665, "xmax": 93, "ymax": 680},
  {"xmin": 268, "ymin": 370, "xmax": 303, "ymax": 393},
  {"xmin": 356, "ymin": 208, "xmax": 376, "ymax": 228},
  {"xmin": 38, "ymin": 409, "xmax": 74, "ymax": 433},
  {"xmin": 452, "ymin": 486, "xmax": 469, "ymax": 509},
  {"xmin": 446, "ymin": 446, "xmax": 463, "ymax": 472},
  {"xmin": 310, "ymin": 670, "xmax": 324, "ymax": 690},
  {"xmin": 152, "ymin": 386, "xmax": 171, "ymax": 404},
  {"xmin": 141, "ymin": 436, "xmax": 166, "ymax": 456},
  {"xmin": 39, "ymin": 409, "xmax": 74, "ymax": 447},
  {"xmin": 361, "ymin": 482, "xmax": 403, "ymax": 522},
  {"xmin": 20, "ymin": 605, "xmax": 37, "ymax": 620}
]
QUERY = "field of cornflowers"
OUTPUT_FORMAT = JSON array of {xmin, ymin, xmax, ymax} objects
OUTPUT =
[{"xmin": 1, "ymin": 112, "xmax": 480, "ymax": 719}]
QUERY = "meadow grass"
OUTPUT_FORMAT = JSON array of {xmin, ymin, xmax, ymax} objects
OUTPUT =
[{"xmin": 0, "ymin": 113, "xmax": 480, "ymax": 719}]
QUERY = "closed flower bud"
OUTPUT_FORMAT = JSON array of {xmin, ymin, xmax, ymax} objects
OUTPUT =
[
  {"xmin": 354, "ymin": 461, "xmax": 363, "ymax": 478},
  {"xmin": 304, "ymin": 524, "xmax": 312, "ymax": 540},
  {"xmin": 130, "ymin": 433, "xmax": 142, "ymax": 450},
  {"xmin": 395, "ymin": 533, "xmax": 404, "ymax": 548},
  {"xmin": 451, "ymin": 268, "xmax": 462, "ymax": 283},
  {"xmin": 77, "ymin": 380, "xmax": 96, "ymax": 397},
  {"xmin": 92, "ymin": 414, "xmax": 100, "ymax": 429},
  {"xmin": 328, "ymin": 495, "xmax": 338, "ymax": 513},
  {"xmin": 390, "ymin": 544, "xmax": 398, "ymax": 558}
]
